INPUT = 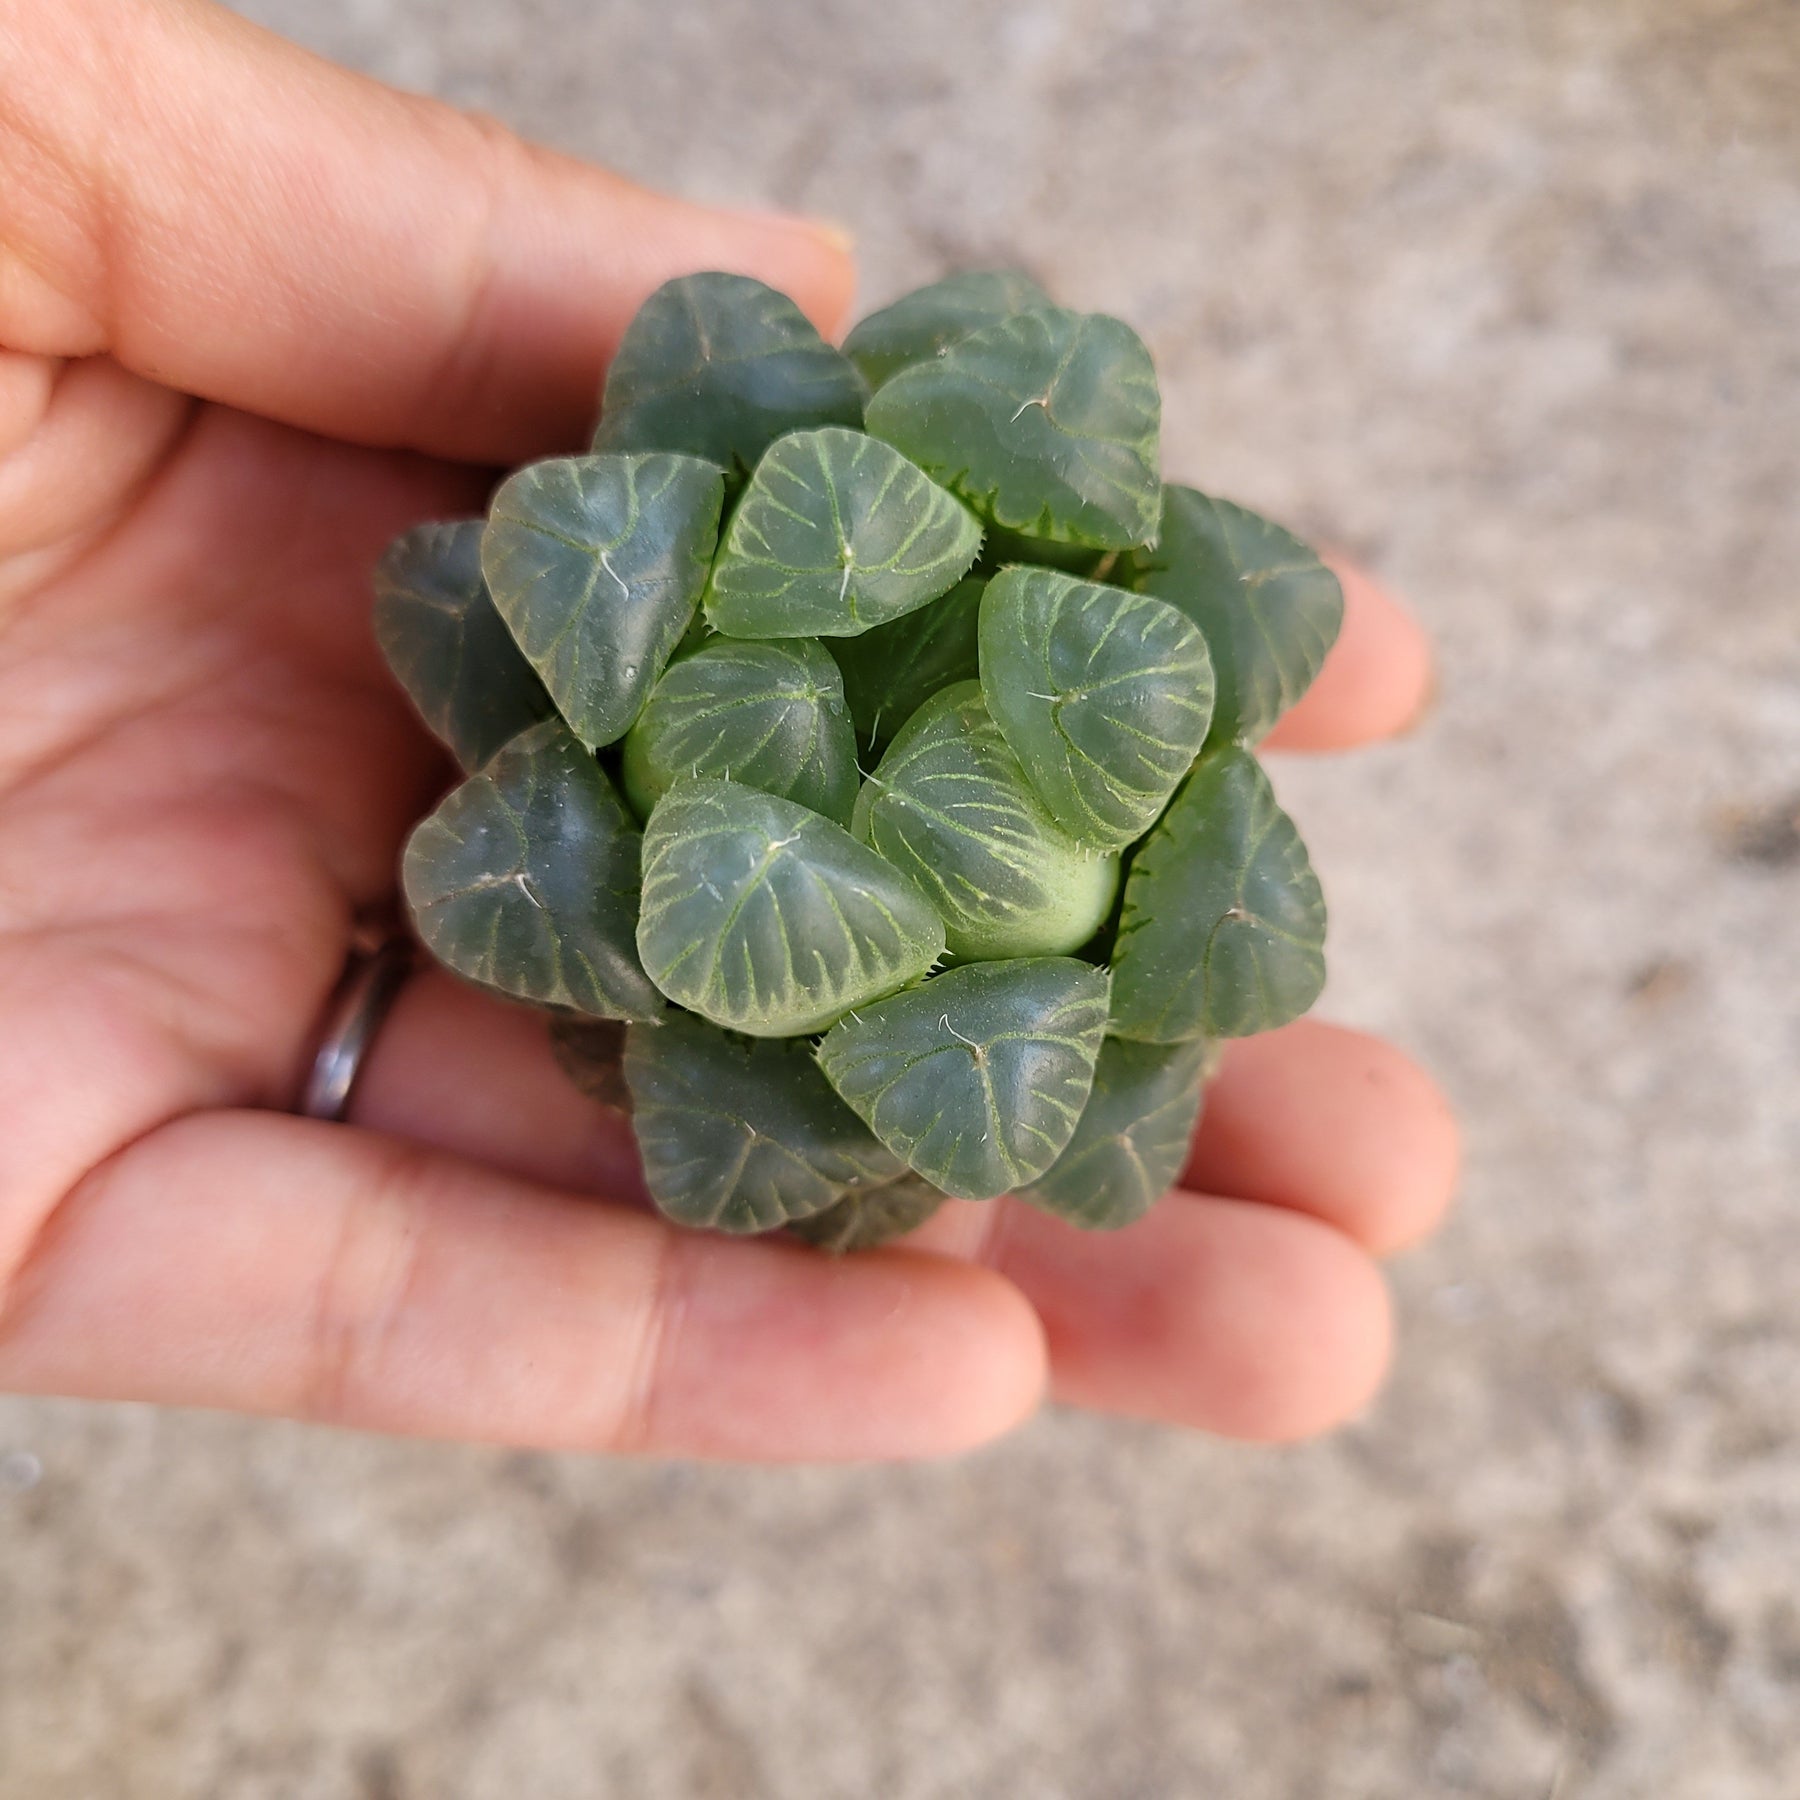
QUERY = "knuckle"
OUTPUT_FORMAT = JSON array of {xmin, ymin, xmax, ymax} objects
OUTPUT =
[
  {"xmin": 297, "ymin": 1136, "xmax": 434, "ymax": 1428},
  {"xmin": 605, "ymin": 1226, "xmax": 683, "ymax": 1454}
]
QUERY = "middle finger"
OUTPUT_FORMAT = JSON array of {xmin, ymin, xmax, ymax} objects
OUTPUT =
[{"xmin": 354, "ymin": 974, "xmax": 1457, "ymax": 1259}]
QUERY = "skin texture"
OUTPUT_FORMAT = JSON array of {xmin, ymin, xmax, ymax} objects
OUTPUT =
[{"xmin": 0, "ymin": 0, "xmax": 1455, "ymax": 1461}]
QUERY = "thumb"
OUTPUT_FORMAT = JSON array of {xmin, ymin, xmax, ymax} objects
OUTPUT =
[{"xmin": 0, "ymin": 0, "xmax": 856, "ymax": 463}]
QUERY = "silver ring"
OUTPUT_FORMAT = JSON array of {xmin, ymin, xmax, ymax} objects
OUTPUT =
[{"xmin": 299, "ymin": 938, "xmax": 414, "ymax": 1121}]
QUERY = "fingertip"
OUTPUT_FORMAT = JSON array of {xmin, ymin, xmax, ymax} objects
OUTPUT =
[
  {"xmin": 891, "ymin": 1250, "xmax": 1051, "ymax": 1452},
  {"xmin": 710, "ymin": 208, "xmax": 860, "ymax": 339},
  {"xmin": 441, "ymin": 159, "xmax": 862, "ymax": 459},
  {"xmin": 1365, "ymin": 1048, "xmax": 1462, "ymax": 1257},
  {"xmin": 1229, "ymin": 1214, "xmax": 1394, "ymax": 1443},
  {"xmin": 1189, "ymin": 1021, "xmax": 1461, "ymax": 1258},
  {"xmin": 995, "ymin": 1195, "xmax": 1393, "ymax": 1443},
  {"xmin": 1260, "ymin": 555, "xmax": 1435, "ymax": 752},
  {"xmin": 604, "ymin": 180, "xmax": 859, "ymax": 343}
]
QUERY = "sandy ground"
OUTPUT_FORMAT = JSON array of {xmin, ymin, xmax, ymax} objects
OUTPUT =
[{"xmin": 3, "ymin": 2, "xmax": 1797, "ymax": 1795}]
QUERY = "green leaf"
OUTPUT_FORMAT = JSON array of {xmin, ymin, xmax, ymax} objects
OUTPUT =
[
  {"xmin": 403, "ymin": 720, "xmax": 662, "ymax": 1020},
  {"xmin": 980, "ymin": 525, "xmax": 1115, "ymax": 577},
  {"xmin": 1020, "ymin": 1038, "xmax": 1209, "ymax": 1229},
  {"xmin": 548, "ymin": 1015, "xmax": 632, "ymax": 1112},
  {"xmin": 864, "ymin": 307, "xmax": 1161, "ymax": 549},
  {"xmin": 979, "ymin": 567, "xmax": 1214, "ymax": 851},
  {"xmin": 372, "ymin": 521, "xmax": 554, "ymax": 772},
  {"xmin": 828, "ymin": 575, "xmax": 985, "ymax": 753},
  {"xmin": 842, "ymin": 269, "xmax": 1052, "ymax": 389},
  {"xmin": 852, "ymin": 681, "xmax": 1118, "ymax": 961},
  {"xmin": 817, "ymin": 958, "xmax": 1111, "ymax": 1200},
  {"xmin": 705, "ymin": 427, "xmax": 982, "ymax": 639},
  {"xmin": 1110, "ymin": 747, "xmax": 1326, "ymax": 1041},
  {"xmin": 591, "ymin": 272, "xmax": 865, "ymax": 476},
  {"xmin": 620, "ymin": 638, "xmax": 860, "ymax": 826},
  {"xmin": 785, "ymin": 1172, "xmax": 949, "ymax": 1252},
  {"xmin": 636, "ymin": 779, "xmax": 944, "ymax": 1037},
  {"xmin": 624, "ymin": 1012, "xmax": 902, "ymax": 1233},
  {"xmin": 1123, "ymin": 486, "xmax": 1344, "ymax": 746},
  {"xmin": 481, "ymin": 452, "xmax": 722, "ymax": 750}
]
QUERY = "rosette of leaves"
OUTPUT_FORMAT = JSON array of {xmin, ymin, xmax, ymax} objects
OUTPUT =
[{"xmin": 377, "ymin": 270, "xmax": 1350, "ymax": 1251}]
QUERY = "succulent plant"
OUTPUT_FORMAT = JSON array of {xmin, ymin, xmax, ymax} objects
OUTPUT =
[{"xmin": 377, "ymin": 270, "xmax": 1344, "ymax": 1248}]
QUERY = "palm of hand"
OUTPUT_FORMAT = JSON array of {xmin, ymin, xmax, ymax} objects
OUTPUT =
[{"xmin": 1, "ymin": 402, "xmax": 464, "ymax": 1229}]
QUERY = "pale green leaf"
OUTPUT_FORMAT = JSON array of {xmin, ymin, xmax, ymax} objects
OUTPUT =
[
  {"xmin": 1110, "ymin": 747, "xmax": 1326, "ymax": 1041},
  {"xmin": 852, "ymin": 681, "xmax": 1118, "ymax": 960},
  {"xmin": 705, "ymin": 427, "xmax": 982, "ymax": 638},
  {"xmin": 636, "ymin": 779, "xmax": 944, "ymax": 1037},
  {"xmin": 980, "ymin": 566, "xmax": 1214, "ymax": 850},
  {"xmin": 863, "ymin": 307, "xmax": 1161, "ymax": 549},
  {"xmin": 620, "ymin": 638, "xmax": 860, "ymax": 826},
  {"xmin": 817, "ymin": 958, "xmax": 1111, "ymax": 1200}
]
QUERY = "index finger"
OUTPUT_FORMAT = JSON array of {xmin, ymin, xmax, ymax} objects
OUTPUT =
[
  {"xmin": 0, "ymin": 0, "xmax": 854, "ymax": 463},
  {"xmin": 0, "ymin": 1111, "xmax": 1046, "ymax": 1461}
]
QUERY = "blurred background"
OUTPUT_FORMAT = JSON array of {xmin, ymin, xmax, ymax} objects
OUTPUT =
[{"xmin": 3, "ymin": 1, "xmax": 1796, "ymax": 1794}]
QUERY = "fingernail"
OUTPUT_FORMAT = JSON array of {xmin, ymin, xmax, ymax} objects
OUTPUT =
[
  {"xmin": 1399, "ymin": 664, "xmax": 1441, "ymax": 737},
  {"xmin": 731, "ymin": 207, "xmax": 856, "ymax": 255}
]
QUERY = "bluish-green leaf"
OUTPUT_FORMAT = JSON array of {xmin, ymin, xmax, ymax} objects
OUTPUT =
[
  {"xmin": 705, "ymin": 428, "xmax": 982, "ymax": 639},
  {"xmin": 591, "ymin": 273, "xmax": 865, "ymax": 476},
  {"xmin": 481, "ymin": 452, "xmax": 722, "ymax": 749},
  {"xmin": 864, "ymin": 307, "xmax": 1161, "ymax": 549},
  {"xmin": 637, "ymin": 779, "xmax": 944, "ymax": 1037},
  {"xmin": 980, "ymin": 566, "xmax": 1214, "ymax": 851},
  {"xmin": 785, "ymin": 1172, "xmax": 950, "ymax": 1252},
  {"xmin": 372, "ymin": 520, "xmax": 554, "ymax": 772},
  {"xmin": 852, "ymin": 681, "xmax": 1118, "ymax": 961},
  {"xmin": 817, "ymin": 958, "xmax": 1111, "ymax": 1200},
  {"xmin": 1110, "ymin": 747, "xmax": 1326, "ymax": 1041},
  {"xmin": 828, "ymin": 575, "xmax": 985, "ymax": 753},
  {"xmin": 1123, "ymin": 486, "xmax": 1344, "ymax": 746},
  {"xmin": 620, "ymin": 638, "xmax": 860, "ymax": 826},
  {"xmin": 548, "ymin": 1015, "xmax": 631, "ymax": 1112},
  {"xmin": 1020, "ymin": 1037, "xmax": 1210, "ymax": 1229},
  {"xmin": 624, "ymin": 1012, "xmax": 902, "ymax": 1233},
  {"xmin": 403, "ymin": 720, "xmax": 661, "ymax": 1020},
  {"xmin": 842, "ymin": 269, "xmax": 1052, "ymax": 389}
]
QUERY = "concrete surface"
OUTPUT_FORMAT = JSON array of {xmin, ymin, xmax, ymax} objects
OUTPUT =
[{"xmin": 4, "ymin": 1, "xmax": 1797, "ymax": 1795}]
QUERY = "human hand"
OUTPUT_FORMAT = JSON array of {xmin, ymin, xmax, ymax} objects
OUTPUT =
[{"xmin": 0, "ymin": 0, "xmax": 1456, "ymax": 1461}]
